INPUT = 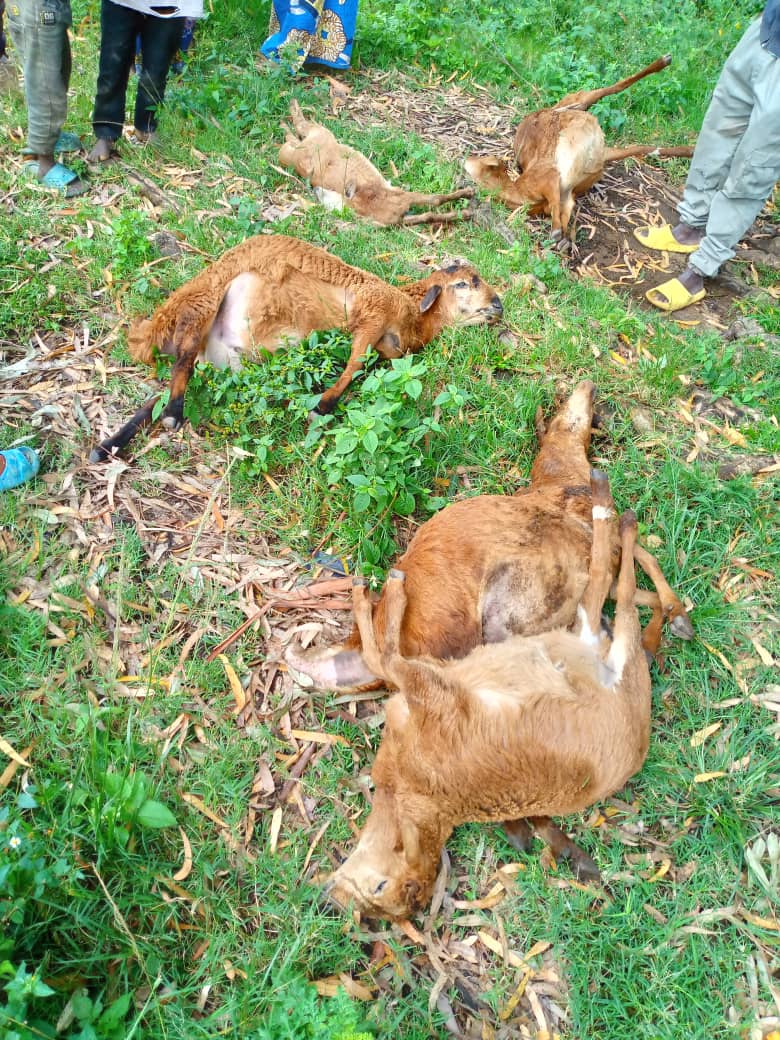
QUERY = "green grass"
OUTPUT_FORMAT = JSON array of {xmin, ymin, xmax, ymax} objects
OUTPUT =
[{"xmin": 1, "ymin": 0, "xmax": 779, "ymax": 1037}]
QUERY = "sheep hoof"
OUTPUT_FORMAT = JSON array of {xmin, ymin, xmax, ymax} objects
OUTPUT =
[
  {"xmin": 670, "ymin": 611, "xmax": 694, "ymax": 641},
  {"xmin": 89, "ymin": 445, "xmax": 110, "ymax": 464},
  {"xmin": 161, "ymin": 415, "xmax": 181, "ymax": 431},
  {"xmin": 570, "ymin": 847, "xmax": 601, "ymax": 884},
  {"xmin": 352, "ymin": 577, "xmax": 369, "ymax": 587},
  {"xmin": 388, "ymin": 569, "xmax": 406, "ymax": 583}
]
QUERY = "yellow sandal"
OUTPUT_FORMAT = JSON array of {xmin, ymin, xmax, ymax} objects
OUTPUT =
[
  {"xmin": 633, "ymin": 224, "xmax": 700, "ymax": 254},
  {"xmin": 645, "ymin": 277, "xmax": 706, "ymax": 313}
]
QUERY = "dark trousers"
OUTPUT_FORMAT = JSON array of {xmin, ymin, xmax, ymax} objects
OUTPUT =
[{"xmin": 92, "ymin": 0, "xmax": 184, "ymax": 140}]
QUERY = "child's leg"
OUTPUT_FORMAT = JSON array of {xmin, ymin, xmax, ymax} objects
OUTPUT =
[
  {"xmin": 7, "ymin": 0, "xmax": 71, "ymax": 165},
  {"xmin": 92, "ymin": 0, "xmax": 137, "ymax": 149},
  {"xmin": 135, "ymin": 14, "xmax": 184, "ymax": 134}
]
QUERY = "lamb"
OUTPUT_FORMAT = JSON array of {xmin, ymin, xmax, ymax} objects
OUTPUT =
[
  {"xmin": 326, "ymin": 472, "xmax": 651, "ymax": 920},
  {"xmin": 278, "ymin": 100, "xmax": 475, "ymax": 226},
  {"xmin": 90, "ymin": 234, "xmax": 502, "ymax": 462},
  {"xmin": 464, "ymin": 56, "xmax": 694, "ymax": 242},
  {"xmin": 288, "ymin": 380, "xmax": 693, "ymax": 694}
]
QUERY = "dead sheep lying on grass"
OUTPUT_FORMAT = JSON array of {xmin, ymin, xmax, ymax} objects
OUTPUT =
[
  {"xmin": 278, "ymin": 100, "xmax": 475, "ymax": 226},
  {"xmin": 465, "ymin": 56, "xmax": 693, "ymax": 242},
  {"xmin": 91, "ymin": 233, "xmax": 503, "ymax": 462}
]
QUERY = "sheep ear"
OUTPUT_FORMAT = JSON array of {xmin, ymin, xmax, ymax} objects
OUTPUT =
[
  {"xmin": 419, "ymin": 285, "xmax": 442, "ymax": 313},
  {"xmin": 400, "ymin": 818, "xmax": 422, "ymax": 868}
]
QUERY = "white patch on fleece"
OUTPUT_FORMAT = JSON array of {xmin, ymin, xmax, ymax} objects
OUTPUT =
[
  {"xmin": 576, "ymin": 605, "xmax": 600, "ymax": 648},
  {"xmin": 592, "ymin": 505, "xmax": 614, "ymax": 521},
  {"xmin": 314, "ymin": 186, "xmax": 347, "ymax": 211}
]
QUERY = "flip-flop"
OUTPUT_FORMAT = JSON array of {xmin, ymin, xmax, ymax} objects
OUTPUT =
[
  {"xmin": 24, "ymin": 160, "xmax": 89, "ymax": 197},
  {"xmin": 22, "ymin": 130, "xmax": 83, "ymax": 156},
  {"xmin": 0, "ymin": 447, "xmax": 40, "ymax": 491},
  {"xmin": 645, "ymin": 277, "xmax": 706, "ymax": 313},
  {"xmin": 633, "ymin": 224, "xmax": 700, "ymax": 254}
]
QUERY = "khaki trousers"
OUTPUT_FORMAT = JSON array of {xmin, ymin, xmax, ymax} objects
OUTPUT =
[{"xmin": 680, "ymin": 17, "xmax": 780, "ymax": 276}]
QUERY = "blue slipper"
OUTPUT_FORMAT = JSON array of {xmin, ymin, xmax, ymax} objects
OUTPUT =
[
  {"xmin": 24, "ymin": 160, "xmax": 88, "ymax": 197},
  {"xmin": 22, "ymin": 130, "xmax": 83, "ymax": 156},
  {"xmin": 0, "ymin": 447, "xmax": 40, "ymax": 491}
]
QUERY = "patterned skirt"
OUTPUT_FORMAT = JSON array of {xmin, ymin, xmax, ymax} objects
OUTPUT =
[{"xmin": 261, "ymin": 0, "xmax": 358, "ymax": 70}]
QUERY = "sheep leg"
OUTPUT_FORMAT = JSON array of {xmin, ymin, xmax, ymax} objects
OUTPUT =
[
  {"xmin": 577, "ymin": 469, "xmax": 617, "ymax": 641},
  {"xmin": 314, "ymin": 330, "xmax": 378, "ymax": 415},
  {"xmin": 89, "ymin": 395, "xmax": 162, "ymax": 463},
  {"xmin": 555, "ymin": 56, "xmax": 672, "ymax": 111},
  {"xmin": 381, "ymin": 569, "xmax": 407, "ymax": 657},
  {"xmin": 404, "ymin": 187, "xmax": 475, "ymax": 208},
  {"xmin": 351, "ymin": 578, "xmax": 385, "ymax": 679},
  {"xmin": 605, "ymin": 512, "xmax": 641, "ymax": 681},
  {"xmin": 402, "ymin": 209, "xmax": 474, "ymax": 227},
  {"xmin": 501, "ymin": 818, "xmax": 535, "ymax": 852},
  {"xmin": 640, "ymin": 601, "xmax": 665, "ymax": 659},
  {"xmin": 161, "ymin": 325, "xmax": 201, "ymax": 431},
  {"xmin": 502, "ymin": 818, "xmax": 601, "ymax": 881},
  {"xmin": 527, "ymin": 817, "xmax": 601, "ymax": 883},
  {"xmin": 633, "ymin": 544, "xmax": 694, "ymax": 641}
]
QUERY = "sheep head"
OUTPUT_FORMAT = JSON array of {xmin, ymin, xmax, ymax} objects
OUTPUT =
[
  {"xmin": 529, "ymin": 379, "xmax": 597, "ymax": 488},
  {"xmin": 325, "ymin": 695, "xmax": 448, "ymax": 920},
  {"xmin": 418, "ymin": 262, "xmax": 503, "ymax": 327},
  {"xmin": 325, "ymin": 785, "xmax": 443, "ymax": 920},
  {"xmin": 464, "ymin": 155, "xmax": 530, "ymax": 209}
]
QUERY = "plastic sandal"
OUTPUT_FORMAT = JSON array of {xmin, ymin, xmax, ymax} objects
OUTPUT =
[
  {"xmin": 0, "ymin": 447, "xmax": 40, "ymax": 491},
  {"xmin": 633, "ymin": 224, "xmax": 700, "ymax": 254},
  {"xmin": 645, "ymin": 277, "xmax": 706, "ymax": 313},
  {"xmin": 24, "ymin": 160, "xmax": 88, "ymax": 197}
]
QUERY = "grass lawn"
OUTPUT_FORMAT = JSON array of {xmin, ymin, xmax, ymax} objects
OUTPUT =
[{"xmin": 1, "ymin": 0, "xmax": 779, "ymax": 1037}]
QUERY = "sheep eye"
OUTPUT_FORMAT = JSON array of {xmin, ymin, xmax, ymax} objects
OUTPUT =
[
  {"xmin": 373, "ymin": 879, "xmax": 388, "ymax": 894},
  {"xmin": 453, "ymin": 281, "xmax": 469, "ymax": 289}
]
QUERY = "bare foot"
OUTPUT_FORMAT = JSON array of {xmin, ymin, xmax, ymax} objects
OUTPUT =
[
  {"xmin": 131, "ymin": 129, "xmax": 161, "ymax": 146},
  {"xmin": 649, "ymin": 264, "xmax": 706, "ymax": 308},
  {"xmin": 87, "ymin": 138, "xmax": 116, "ymax": 163}
]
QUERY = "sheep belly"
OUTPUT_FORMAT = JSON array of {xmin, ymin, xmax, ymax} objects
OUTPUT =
[
  {"xmin": 203, "ymin": 270, "xmax": 351, "ymax": 367},
  {"xmin": 203, "ymin": 272, "xmax": 267, "ymax": 369},
  {"xmin": 555, "ymin": 120, "xmax": 605, "ymax": 188}
]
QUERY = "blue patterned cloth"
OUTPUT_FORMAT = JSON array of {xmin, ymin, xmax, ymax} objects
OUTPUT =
[{"xmin": 261, "ymin": 0, "xmax": 358, "ymax": 70}]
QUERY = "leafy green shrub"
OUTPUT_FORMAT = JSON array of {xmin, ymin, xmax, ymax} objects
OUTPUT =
[
  {"xmin": 181, "ymin": 338, "xmax": 470, "ymax": 568},
  {"xmin": 252, "ymin": 975, "xmax": 373, "ymax": 1040}
]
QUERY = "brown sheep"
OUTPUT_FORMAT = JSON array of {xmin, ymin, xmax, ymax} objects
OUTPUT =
[
  {"xmin": 287, "ymin": 380, "xmax": 693, "ymax": 693},
  {"xmin": 288, "ymin": 381, "xmax": 692, "ymax": 880},
  {"xmin": 278, "ymin": 100, "xmax": 474, "ymax": 226},
  {"xmin": 465, "ymin": 56, "xmax": 694, "ymax": 241},
  {"xmin": 90, "ymin": 234, "xmax": 502, "ymax": 462},
  {"xmin": 326, "ymin": 474, "xmax": 651, "ymax": 920}
]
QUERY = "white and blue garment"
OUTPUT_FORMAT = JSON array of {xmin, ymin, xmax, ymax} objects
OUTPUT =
[{"xmin": 261, "ymin": 0, "xmax": 358, "ymax": 70}]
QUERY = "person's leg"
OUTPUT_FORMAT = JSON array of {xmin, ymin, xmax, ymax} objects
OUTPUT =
[
  {"xmin": 134, "ymin": 14, "xmax": 184, "ymax": 135},
  {"xmin": 674, "ymin": 18, "xmax": 763, "ymax": 243},
  {"xmin": 90, "ymin": 0, "xmax": 137, "ymax": 158},
  {"xmin": 686, "ymin": 47, "xmax": 780, "ymax": 277},
  {"xmin": 7, "ymin": 0, "xmax": 83, "ymax": 190}
]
